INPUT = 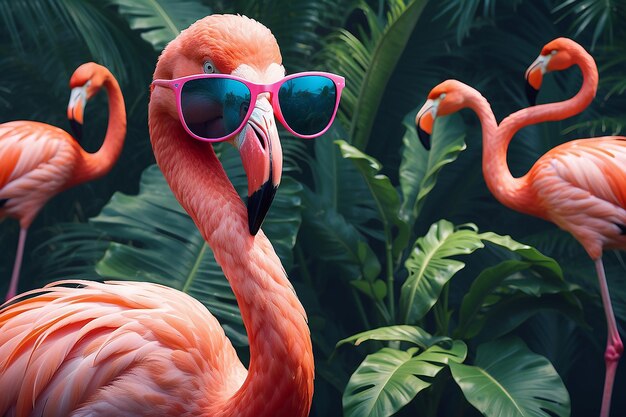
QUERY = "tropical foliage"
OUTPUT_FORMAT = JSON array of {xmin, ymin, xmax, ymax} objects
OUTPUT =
[{"xmin": 1, "ymin": 0, "xmax": 626, "ymax": 416}]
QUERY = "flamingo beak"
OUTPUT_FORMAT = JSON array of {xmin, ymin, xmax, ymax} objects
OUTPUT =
[
  {"xmin": 236, "ymin": 96, "xmax": 282, "ymax": 235},
  {"xmin": 415, "ymin": 99, "xmax": 436, "ymax": 150},
  {"xmin": 67, "ymin": 81, "xmax": 90, "ymax": 141},
  {"xmin": 525, "ymin": 54, "xmax": 549, "ymax": 106}
]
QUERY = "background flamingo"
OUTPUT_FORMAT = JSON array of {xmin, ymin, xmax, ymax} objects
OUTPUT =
[
  {"xmin": 0, "ymin": 15, "xmax": 315, "ymax": 417},
  {"xmin": 416, "ymin": 38, "xmax": 624, "ymax": 417},
  {"xmin": 0, "ymin": 62, "xmax": 126, "ymax": 301}
]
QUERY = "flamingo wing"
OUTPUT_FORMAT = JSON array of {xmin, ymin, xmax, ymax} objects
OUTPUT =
[
  {"xmin": 529, "ymin": 136, "xmax": 626, "ymax": 256},
  {"xmin": 0, "ymin": 121, "xmax": 80, "ymax": 225},
  {"xmin": 0, "ymin": 280, "xmax": 246, "ymax": 417}
]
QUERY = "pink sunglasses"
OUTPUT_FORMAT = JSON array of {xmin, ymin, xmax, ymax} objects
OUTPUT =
[{"xmin": 152, "ymin": 71, "xmax": 345, "ymax": 142}]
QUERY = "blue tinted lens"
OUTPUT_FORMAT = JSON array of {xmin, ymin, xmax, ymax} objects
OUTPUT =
[
  {"xmin": 278, "ymin": 75, "xmax": 336, "ymax": 136},
  {"xmin": 181, "ymin": 78, "xmax": 251, "ymax": 139}
]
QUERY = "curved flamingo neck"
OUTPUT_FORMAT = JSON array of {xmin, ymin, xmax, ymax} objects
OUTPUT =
[
  {"xmin": 461, "ymin": 87, "xmax": 533, "ymax": 212},
  {"xmin": 148, "ymin": 116, "xmax": 313, "ymax": 417},
  {"xmin": 492, "ymin": 45, "xmax": 598, "ymax": 215},
  {"xmin": 502, "ymin": 47, "xmax": 597, "ymax": 131},
  {"xmin": 72, "ymin": 74, "xmax": 127, "ymax": 185}
]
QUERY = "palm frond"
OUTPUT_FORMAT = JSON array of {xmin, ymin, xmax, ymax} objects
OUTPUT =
[
  {"xmin": 597, "ymin": 37, "xmax": 626, "ymax": 100},
  {"xmin": 236, "ymin": 0, "xmax": 354, "ymax": 72},
  {"xmin": 561, "ymin": 116, "xmax": 626, "ymax": 137},
  {"xmin": 435, "ymin": 0, "xmax": 523, "ymax": 44},
  {"xmin": 318, "ymin": 0, "xmax": 429, "ymax": 150},
  {"xmin": 552, "ymin": 0, "xmax": 626, "ymax": 49},
  {"xmin": 306, "ymin": 126, "xmax": 380, "ymax": 239},
  {"xmin": 106, "ymin": 0, "xmax": 213, "ymax": 51},
  {"xmin": 0, "ymin": 0, "xmax": 152, "ymax": 86}
]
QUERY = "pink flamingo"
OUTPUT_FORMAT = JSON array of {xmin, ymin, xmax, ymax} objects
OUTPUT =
[
  {"xmin": 0, "ymin": 62, "xmax": 126, "ymax": 301},
  {"xmin": 0, "ymin": 15, "xmax": 344, "ymax": 416},
  {"xmin": 416, "ymin": 38, "xmax": 624, "ymax": 417}
]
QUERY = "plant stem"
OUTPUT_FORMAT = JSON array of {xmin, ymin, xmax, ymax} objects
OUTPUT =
[
  {"xmin": 433, "ymin": 304, "xmax": 444, "ymax": 333},
  {"xmin": 441, "ymin": 283, "xmax": 450, "ymax": 334},
  {"xmin": 351, "ymin": 289, "xmax": 371, "ymax": 329},
  {"xmin": 433, "ymin": 283, "xmax": 450, "ymax": 335},
  {"xmin": 385, "ymin": 239, "xmax": 395, "ymax": 322},
  {"xmin": 374, "ymin": 297, "xmax": 391, "ymax": 323},
  {"xmin": 425, "ymin": 372, "xmax": 448, "ymax": 417}
]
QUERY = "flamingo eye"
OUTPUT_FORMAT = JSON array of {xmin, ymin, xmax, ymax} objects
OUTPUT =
[
  {"xmin": 203, "ymin": 60, "xmax": 216, "ymax": 74},
  {"xmin": 439, "ymin": 93, "xmax": 447, "ymax": 100},
  {"xmin": 550, "ymin": 49, "xmax": 557, "ymax": 55}
]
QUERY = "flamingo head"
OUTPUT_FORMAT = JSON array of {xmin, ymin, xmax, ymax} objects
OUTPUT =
[
  {"xmin": 150, "ymin": 15, "xmax": 284, "ymax": 235},
  {"xmin": 525, "ymin": 37, "xmax": 583, "ymax": 105},
  {"xmin": 67, "ymin": 62, "xmax": 110, "ymax": 141},
  {"xmin": 415, "ymin": 80, "xmax": 468, "ymax": 150}
]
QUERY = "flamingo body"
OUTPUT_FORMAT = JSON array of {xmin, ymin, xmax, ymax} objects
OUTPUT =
[
  {"xmin": 0, "ymin": 15, "xmax": 314, "ymax": 417},
  {"xmin": 0, "ymin": 122, "xmax": 81, "ymax": 227},
  {"xmin": 416, "ymin": 38, "xmax": 623, "ymax": 417},
  {"xmin": 524, "ymin": 137, "xmax": 626, "ymax": 259},
  {"xmin": 1, "ymin": 63, "xmax": 126, "ymax": 300},
  {"xmin": 0, "ymin": 281, "xmax": 246, "ymax": 417}
]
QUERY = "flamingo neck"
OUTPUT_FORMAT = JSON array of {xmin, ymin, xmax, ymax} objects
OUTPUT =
[
  {"xmin": 72, "ymin": 75, "xmax": 127, "ymax": 185},
  {"xmin": 503, "ymin": 48, "xmax": 597, "ymax": 131},
  {"xmin": 464, "ymin": 89, "xmax": 532, "ymax": 212},
  {"xmin": 492, "ymin": 46, "xmax": 598, "ymax": 216},
  {"xmin": 148, "ymin": 117, "xmax": 313, "ymax": 417}
]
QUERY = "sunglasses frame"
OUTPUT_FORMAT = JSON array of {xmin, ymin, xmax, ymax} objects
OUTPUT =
[{"xmin": 152, "ymin": 71, "xmax": 345, "ymax": 142}]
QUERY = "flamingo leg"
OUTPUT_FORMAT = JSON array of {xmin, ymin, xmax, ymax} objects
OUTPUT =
[
  {"xmin": 5, "ymin": 227, "xmax": 27, "ymax": 302},
  {"xmin": 595, "ymin": 258, "xmax": 623, "ymax": 417}
]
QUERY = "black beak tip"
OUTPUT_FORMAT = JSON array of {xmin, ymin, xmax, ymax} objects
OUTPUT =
[
  {"xmin": 70, "ymin": 120, "xmax": 83, "ymax": 141},
  {"xmin": 416, "ymin": 122, "xmax": 431, "ymax": 151},
  {"xmin": 525, "ymin": 81, "xmax": 539, "ymax": 106},
  {"xmin": 247, "ymin": 181, "xmax": 278, "ymax": 236},
  {"xmin": 248, "ymin": 214, "xmax": 262, "ymax": 236}
]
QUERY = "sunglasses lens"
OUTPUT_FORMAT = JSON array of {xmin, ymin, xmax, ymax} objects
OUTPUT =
[
  {"xmin": 181, "ymin": 78, "xmax": 251, "ymax": 139},
  {"xmin": 278, "ymin": 75, "xmax": 337, "ymax": 136}
]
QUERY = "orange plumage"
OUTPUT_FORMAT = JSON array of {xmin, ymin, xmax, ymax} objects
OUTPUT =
[
  {"xmin": 0, "ymin": 15, "xmax": 314, "ymax": 417},
  {"xmin": 0, "ymin": 63, "xmax": 126, "ymax": 300},
  {"xmin": 417, "ymin": 38, "xmax": 623, "ymax": 417}
]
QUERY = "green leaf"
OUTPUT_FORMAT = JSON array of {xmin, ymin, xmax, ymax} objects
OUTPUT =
[
  {"xmin": 450, "ymin": 338, "xmax": 570, "ymax": 417},
  {"xmin": 336, "ymin": 325, "xmax": 449, "ymax": 350},
  {"xmin": 399, "ymin": 113, "xmax": 467, "ymax": 226},
  {"xmin": 350, "ymin": 279, "xmax": 387, "ymax": 301},
  {"xmin": 456, "ymin": 265, "xmax": 584, "ymax": 340},
  {"xmin": 319, "ymin": 0, "xmax": 429, "ymax": 150},
  {"xmin": 400, "ymin": 220, "xmax": 484, "ymax": 323},
  {"xmin": 454, "ymin": 232, "xmax": 576, "ymax": 339},
  {"xmin": 343, "ymin": 341, "xmax": 467, "ymax": 417},
  {"xmin": 477, "ymin": 292, "xmax": 587, "ymax": 341},
  {"xmin": 479, "ymin": 232, "xmax": 563, "ymax": 280},
  {"xmin": 357, "ymin": 241, "xmax": 383, "ymax": 282},
  {"xmin": 337, "ymin": 140, "xmax": 410, "ymax": 255},
  {"xmin": 456, "ymin": 260, "xmax": 532, "ymax": 339},
  {"xmin": 107, "ymin": 0, "xmax": 213, "ymax": 51},
  {"xmin": 32, "ymin": 224, "xmax": 112, "ymax": 280},
  {"xmin": 301, "ymin": 134, "xmax": 382, "ymax": 281},
  {"xmin": 302, "ymin": 194, "xmax": 380, "ymax": 282},
  {"xmin": 307, "ymin": 129, "xmax": 381, "ymax": 239}
]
